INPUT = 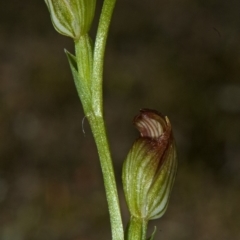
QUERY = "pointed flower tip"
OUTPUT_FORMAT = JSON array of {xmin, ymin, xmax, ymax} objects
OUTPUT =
[{"xmin": 122, "ymin": 108, "xmax": 177, "ymax": 220}]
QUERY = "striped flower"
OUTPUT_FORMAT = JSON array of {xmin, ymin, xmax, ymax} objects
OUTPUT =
[
  {"xmin": 122, "ymin": 109, "xmax": 177, "ymax": 220},
  {"xmin": 44, "ymin": 0, "xmax": 96, "ymax": 39}
]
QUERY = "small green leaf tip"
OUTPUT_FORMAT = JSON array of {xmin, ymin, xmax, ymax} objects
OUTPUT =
[
  {"xmin": 122, "ymin": 109, "xmax": 177, "ymax": 220},
  {"xmin": 44, "ymin": 0, "xmax": 96, "ymax": 39},
  {"xmin": 147, "ymin": 226, "xmax": 157, "ymax": 240}
]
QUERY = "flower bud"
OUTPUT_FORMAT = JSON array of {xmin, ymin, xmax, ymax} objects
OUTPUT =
[
  {"xmin": 122, "ymin": 109, "xmax": 177, "ymax": 220},
  {"xmin": 44, "ymin": 0, "xmax": 96, "ymax": 39}
]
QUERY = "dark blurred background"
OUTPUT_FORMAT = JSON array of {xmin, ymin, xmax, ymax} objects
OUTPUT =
[{"xmin": 1, "ymin": 0, "xmax": 240, "ymax": 239}]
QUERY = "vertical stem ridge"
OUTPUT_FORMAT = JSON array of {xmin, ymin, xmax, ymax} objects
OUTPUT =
[
  {"xmin": 88, "ymin": 115, "xmax": 124, "ymax": 240},
  {"xmin": 92, "ymin": 0, "xmax": 117, "ymax": 116}
]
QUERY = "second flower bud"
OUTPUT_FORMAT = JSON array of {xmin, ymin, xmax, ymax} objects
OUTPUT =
[{"xmin": 44, "ymin": 0, "xmax": 96, "ymax": 39}]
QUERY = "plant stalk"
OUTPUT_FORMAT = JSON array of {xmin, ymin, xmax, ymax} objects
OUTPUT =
[
  {"xmin": 74, "ymin": 1, "xmax": 124, "ymax": 238},
  {"xmin": 126, "ymin": 216, "xmax": 148, "ymax": 240},
  {"xmin": 88, "ymin": 114, "xmax": 124, "ymax": 240},
  {"xmin": 92, "ymin": 0, "xmax": 117, "ymax": 117}
]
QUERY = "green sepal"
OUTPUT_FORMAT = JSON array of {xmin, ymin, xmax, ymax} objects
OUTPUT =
[
  {"xmin": 65, "ymin": 49, "xmax": 91, "ymax": 110},
  {"xmin": 146, "ymin": 142, "xmax": 177, "ymax": 219},
  {"xmin": 147, "ymin": 226, "xmax": 156, "ymax": 240},
  {"xmin": 122, "ymin": 139, "xmax": 161, "ymax": 218}
]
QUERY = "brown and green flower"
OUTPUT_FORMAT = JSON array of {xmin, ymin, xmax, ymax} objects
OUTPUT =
[{"xmin": 122, "ymin": 109, "xmax": 177, "ymax": 220}]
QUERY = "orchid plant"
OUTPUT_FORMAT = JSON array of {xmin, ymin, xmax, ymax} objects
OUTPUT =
[{"xmin": 44, "ymin": 1, "xmax": 177, "ymax": 239}]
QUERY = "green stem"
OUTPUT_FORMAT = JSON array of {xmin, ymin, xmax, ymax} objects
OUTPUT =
[
  {"xmin": 92, "ymin": 0, "xmax": 117, "ymax": 117},
  {"xmin": 126, "ymin": 216, "xmax": 148, "ymax": 240},
  {"xmin": 88, "ymin": 114, "xmax": 124, "ymax": 240},
  {"xmin": 74, "ymin": 3, "xmax": 124, "ymax": 238}
]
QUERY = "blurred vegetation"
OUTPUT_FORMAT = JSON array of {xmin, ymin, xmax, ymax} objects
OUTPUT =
[{"xmin": 0, "ymin": 0, "xmax": 240, "ymax": 239}]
